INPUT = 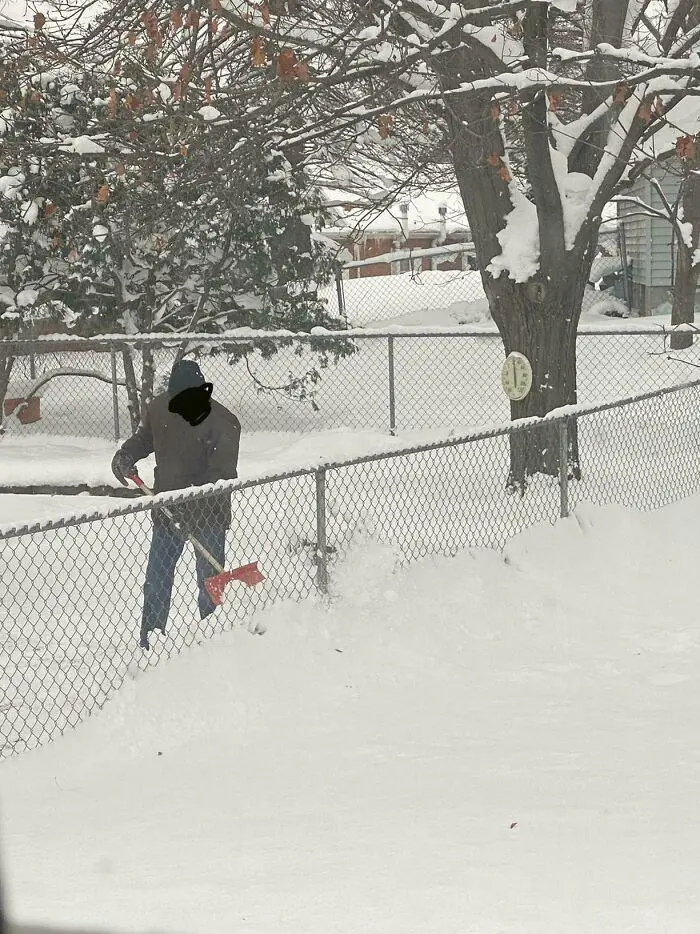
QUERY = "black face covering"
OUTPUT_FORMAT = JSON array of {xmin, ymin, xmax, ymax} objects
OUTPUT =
[{"xmin": 168, "ymin": 382, "xmax": 214, "ymax": 426}]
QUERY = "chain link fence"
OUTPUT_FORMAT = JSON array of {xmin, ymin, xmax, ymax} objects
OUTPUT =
[
  {"xmin": 327, "ymin": 237, "xmax": 628, "ymax": 327},
  {"xmin": 0, "ymin": 328, "xmax": 694, "ymax": 443},
  {"xmin": 2, "ymin": 378, "xmax": 700, "ymax": 758}
]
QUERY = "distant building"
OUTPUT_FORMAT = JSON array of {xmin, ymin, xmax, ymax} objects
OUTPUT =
[
  {"xmin": 617, "ymin": 159, "xmax": 687, "ymax": 315},
  {"xmin": 617, "ymin": 94, "xmax": 700, "ymax": 316},
  {"xmin": 324, "ymin": 191, "xmax": 474, "ymax": 278}
]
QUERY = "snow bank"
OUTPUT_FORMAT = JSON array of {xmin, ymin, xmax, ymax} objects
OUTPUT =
[
  {"xmin": 0, "ymin": 493, "xmax": 125, "ymax": 528},
  {"xmin": 0, "ymin": 430, "xmax": 418, "ymax": 502},
  {"xmin": 3, "ymin": 497, "xmax": 700, "ymax": 932},
  {"xmin": 1, "ymin": 330, "xmax": 698, "ymax": 502}
]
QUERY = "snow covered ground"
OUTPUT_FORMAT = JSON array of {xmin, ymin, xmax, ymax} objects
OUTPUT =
[
  {"xmin": 321, "ymin": 266, "xmax": 630, "ymax": 328},
  {"xmin": 0, "ymin": 428, "xmax": 420, "ymax": 494},
  {"xmin": 2, "ymin": 325, "xmax": 696, "ymax": 445},
  {"xmin": 2, "ymin": 379, "xmax": 700, "ymax": 760},
  {"xmin": 0, "ymin": 266, "xmax": 687, "ymax": 446},
  {"xmin": 3, "ymin": 496, "xmax": 700, "ymax": 933}
]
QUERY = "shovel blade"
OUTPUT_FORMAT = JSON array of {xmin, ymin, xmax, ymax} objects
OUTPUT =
[{"xmin": 204, "ymin": 562, "xmax": 265, "ymax": 605}]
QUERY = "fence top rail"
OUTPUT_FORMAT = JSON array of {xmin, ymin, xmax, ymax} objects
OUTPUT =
[
  {"xmin": 2, "ymin": 377, "xmax": 699, "ymax": 543},
  {"xmin": 0, "ymin": 323, "xmax": 684, "ymax": 352},
  {"xmin": 342, "ymin": 241, "xmax": 475, "ymax": 270}
]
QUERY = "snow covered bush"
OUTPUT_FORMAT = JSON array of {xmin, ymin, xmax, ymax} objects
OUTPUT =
[{"xmin": 0, "ymin": 14, "xmax": 350, "ymax": 425}]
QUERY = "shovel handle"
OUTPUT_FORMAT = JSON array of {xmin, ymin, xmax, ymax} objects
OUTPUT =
[
  {"xmin": 126, "ymin": 472, "xmax": 148, "ymax": 492},
  {"xmin": 126, "ymin": 472, "xmax": 224, "ymax": 575}
]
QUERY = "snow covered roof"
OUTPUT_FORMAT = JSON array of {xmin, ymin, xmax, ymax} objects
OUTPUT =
[{"xmin": 325, "ymin": 188, "xmax": 471, "ymax": 242}]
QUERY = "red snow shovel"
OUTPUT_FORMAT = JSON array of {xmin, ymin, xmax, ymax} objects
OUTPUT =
[{"xmin": 127, "ymin": 473, "xmax": 265, "ymax": 604}]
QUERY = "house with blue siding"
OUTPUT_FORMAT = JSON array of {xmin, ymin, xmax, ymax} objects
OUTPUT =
[
  {"xmin": 617, "ymin": 160, "xmax": 685, "ymax": 315},
  {"xmin": 618, "ymin": 96, "xmax": 700, "ymax": 316}
]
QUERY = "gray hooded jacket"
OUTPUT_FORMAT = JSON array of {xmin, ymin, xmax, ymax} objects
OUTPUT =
[{"xmin": 118, "ymin": 360, "xmax": 241, "ymax": 526}]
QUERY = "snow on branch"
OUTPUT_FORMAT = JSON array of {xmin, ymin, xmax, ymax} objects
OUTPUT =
[
  {"xmin": 387, "ymin": 0, "xmax": 529, "ymax": 30},
  {"xmin": 285, "ymin": 62, "xmax": 698, "ymax": 152},
  {"xmin": 572, "ymin": 88, "xmax": 647, "ymax": 246},
  {"xmin": 615, "ymin": 194, "xmax": 679, "ymax": 225},
  {"xmin": 486, "ymin": 186, "xmax": 540, "ymax": 283},
  {"xmin": 552, "ymin": 42, "xmax": 700, "ymax": 67},
  {"xmin": 668, "ymin": 22, "xmax": 700, "ymax": 58}
]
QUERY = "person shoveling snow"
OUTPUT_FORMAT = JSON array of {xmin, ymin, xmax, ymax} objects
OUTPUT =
[{"xmin": 111, "ymin": 359, "xmax": 261, "ymax": 649}]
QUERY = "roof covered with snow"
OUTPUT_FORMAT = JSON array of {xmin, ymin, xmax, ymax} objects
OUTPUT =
[{"xmin": 325, "ymin": 188, "xmax": 471, "ymax": 242}]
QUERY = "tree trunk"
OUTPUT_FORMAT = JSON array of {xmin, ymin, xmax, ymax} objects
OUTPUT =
[
  {"xmin": 121, "ymin": 346, "xmax": 141, "ymax": 433},
  {"xmin": 670, "ymin": 244, "xmax": 698, "ymax": 350},
  {"xmin": 0, "ymin": 353, "xmax": 15, "ymax": 411},
  {"xmin": 486, "ymin": 261, "xmax": 590, "ymax": 493},
  {"xmin": 0, "ymin": 353, "xmax": 15, "ymax": 435},
  {"xmin": 436, "ymin": 38, "xmax": 601, "ymax": 493},
  {"xmin": 670, "ymin": 170, "xmax": 700, "ymax": 350},
  {"xmin": 120, "ymin": 346, "xmax": 156, "ymax": 434},
  {"xmin": 267, "ymin": 143, "xmax": 319, "ymax": 315},
  {"xmin": 127, "ymin": 287, "xmax": 156, "ymax": 424}
]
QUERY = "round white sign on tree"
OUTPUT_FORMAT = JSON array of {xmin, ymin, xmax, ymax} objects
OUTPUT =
[{"xmin": 501, "ymin": 352, "xmax": 533, "ymax": 401}]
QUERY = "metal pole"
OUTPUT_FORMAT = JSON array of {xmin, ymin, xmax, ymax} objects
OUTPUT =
[
  {"xmin": 559, "ymin": 418, "xmax": 569, "ymax": 519},
  {"xmin": 618, "ymin": 222, "xmax": 631, "ymax": 312},
  {"xmin": 110, "ymin": 347, "xmax": 120, "ymax": 442},
  {"xmin": 335, "ymin": 270, "xmax": 347, "ymax": 327},
  {"xmin": 29, "ymin": 351, "xmax": 36, "ymax": 381},
  {"xmin": 315, "ymin": 469, "xmax": 329, "ymax": 594},
  {"xmin": 388, "ymin": 335, "xmax": 396, "ymax": 435}
]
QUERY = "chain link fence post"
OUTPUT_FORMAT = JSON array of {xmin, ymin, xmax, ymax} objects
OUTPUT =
[
  {"xmin": 388, "ymin": 335, "xmax": 396, "ymax": 435},
  {"xmin": 315, "ymin": 468, "xmax": 329, "ymax": 594},
  {"xmin": 110, "ymin": 346, "xmax": 120, "ymax": 442},
  {"xmin": 28, "ymin": 351, "xmax": 36, "ymax": 381},
  {"xmin": 559, "ymin": 417, "xmax": 570, "ymax": 518}
]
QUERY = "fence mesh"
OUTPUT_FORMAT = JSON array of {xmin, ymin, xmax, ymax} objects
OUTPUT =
[
  {"xmin": 1, "ymin": 330, "xmax": 697, "ymax": 444},
  {"xmin": 325, "ymin": 437, "xmax": 561, "ymax": 565},
  {"xmin": 331, "ymin": 260, "xmax": 626, "ymax": 327},
  {"xmin": 2, "ymin": 381, "xmax": 700, "ymax": 759},
  {"xmin": 571, "ymin": 382, "xmax": 700, "ymax": 513},
  {"xmin": 0, "ymin": 476, "xmax": 319, "ymax": 757}
]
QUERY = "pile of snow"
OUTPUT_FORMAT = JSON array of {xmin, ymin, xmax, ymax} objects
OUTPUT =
[
  {"xmin": 329, "ymin": 258, "xmax": 627, "ymax": 328},
  {"xmin": 0, "ymin": 430, "xmax": 414, "ymax": 495},
  {"xmin": 0, "ymin": 493, "xmax": 125, "ymax": 528},
  {"xmin": 585, "ymin": 294, "xmax": 630, "ymax": 319},
  {"xmin": 368, "ymin": 296, "xmax": 491, "ymax": 329},
  {"xmin": 3, "ymin": 497, "xmax": 700, "ymax": 932},
  {"xmin": 590, "ymin": 252, "xmax": 623, "ymax": 283}
]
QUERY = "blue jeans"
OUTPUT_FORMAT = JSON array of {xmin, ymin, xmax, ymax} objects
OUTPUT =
[{"xmin": 141, "ymin": 514, "xmax": 227, "ymax": 639}]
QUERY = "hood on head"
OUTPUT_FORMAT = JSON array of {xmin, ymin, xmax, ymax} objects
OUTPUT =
[{"xmin": 168, "ymin": 359, "xmax": 206, "ymax": 395}]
